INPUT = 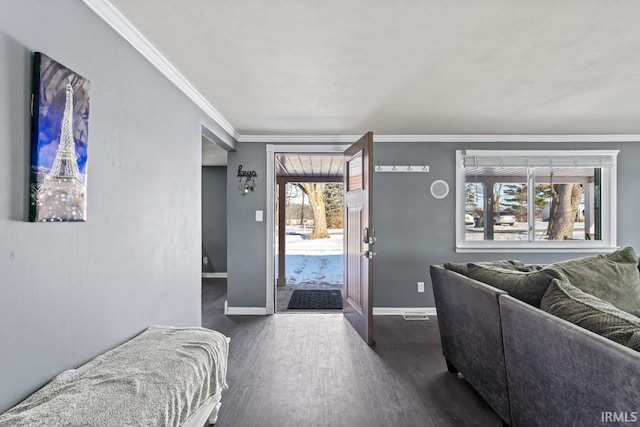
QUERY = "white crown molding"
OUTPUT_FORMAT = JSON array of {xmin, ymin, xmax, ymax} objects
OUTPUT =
[
  {"xmin": 82, "ymin": 0, "xmax": 240, "ymax": 145},
  {"xmin": 78, "ymin": 1, "xmax": 640, "ymax": 146},
  {"xmin": 242, "ymin": 135, "xmax": 364, "ymax": 143},
  {"xmin": 375, "ymin": 134, "xmax": 640, "ymax": 142},
  {"xmin": 242, "ymin": 134, "xmax": 640, "ymax": 143},
  {"xmin": 266, "ymin": 144, "xmax": 350, "ymax": 153}
]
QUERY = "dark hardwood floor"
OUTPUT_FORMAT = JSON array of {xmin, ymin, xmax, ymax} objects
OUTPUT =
[{"xmin": 202, "ymin": 279, "xmax": 502, "ymax": 427}]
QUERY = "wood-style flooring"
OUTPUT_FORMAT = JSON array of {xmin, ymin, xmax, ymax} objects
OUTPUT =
[{"xmin": 202, "ymin": 279, "xmax": 501, "ymax": 427}]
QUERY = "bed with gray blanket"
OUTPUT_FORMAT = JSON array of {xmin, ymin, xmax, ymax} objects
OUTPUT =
[{"xmin": 0, "ymin": 325, "xmax": 229, "ymax": 427}]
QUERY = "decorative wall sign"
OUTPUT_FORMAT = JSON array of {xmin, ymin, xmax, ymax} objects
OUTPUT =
[
  {"xmin": 237, "ymin": 165, "xmax": 257, "ymax": 195},
  {"xmin": 30, "ymin": 52, "xmax": 90, "ymax": 222}
]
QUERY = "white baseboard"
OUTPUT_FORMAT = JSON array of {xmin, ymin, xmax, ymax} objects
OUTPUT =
[
  {"xmin": 221, "ymin": 303, "xmax": 436, "ymax": 316},
  {"xmin": 224, "ymin": 301, "xmax": 270, "ymax": 315},
  {"xmin": 373, "ymin": 307, "xmax": 437, "ymax": 316},
  {"xmin": 202, "ymin": 272, "xmax": 228, "ymax": 278}
]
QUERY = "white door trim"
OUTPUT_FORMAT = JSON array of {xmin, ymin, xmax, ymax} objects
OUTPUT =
[{"xmin": 265, "ymin": 144, "xmax": 350, "ymax": 314}]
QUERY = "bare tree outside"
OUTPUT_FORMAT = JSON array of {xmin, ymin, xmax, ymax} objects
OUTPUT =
[
  {"xmin": 286, "ymin": 182, "xmax": 343, "ymax": 239},
  {"xmin": 295, "ymin": 183, "xmax": 330, "ymax": 239},
  {"xmin": 299, "ymin": 186, "xmax": 306, "ymax": 226},
  {"xmin": 546, "ymin": 184, "xmax": 583, "ymax": 240},
  {"xmin": 493, "ymin": 183, "xmax": 503, "ymax": 213}
]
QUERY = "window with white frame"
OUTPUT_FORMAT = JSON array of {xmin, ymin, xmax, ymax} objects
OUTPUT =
[{"xmin": 456, "ymin": 150, "xmax": 618, "ymax": 252}]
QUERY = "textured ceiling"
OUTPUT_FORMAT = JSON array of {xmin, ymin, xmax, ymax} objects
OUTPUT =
[{"xmin": 109, "ymin": 0, "xmax": 640, "ymax": 136}]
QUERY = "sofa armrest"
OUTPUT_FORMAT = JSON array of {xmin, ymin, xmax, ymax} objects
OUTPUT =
[
  {"xmin": 430, "ymin": 265, "xmax": 511, "ymax": 424},
  {"xmin": 500, "ymin": 295, "xmax": 640, "ymax": 427}
]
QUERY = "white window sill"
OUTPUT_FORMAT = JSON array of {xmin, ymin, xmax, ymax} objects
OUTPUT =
[{"xmin": 455, "ymin": 246, "xmax": 619, "ymax": 254}]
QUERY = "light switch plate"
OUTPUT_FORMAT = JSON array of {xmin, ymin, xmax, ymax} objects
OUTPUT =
[{"xmin": 255, "ymin": 210, "xmax": 263, "ymax": 222}]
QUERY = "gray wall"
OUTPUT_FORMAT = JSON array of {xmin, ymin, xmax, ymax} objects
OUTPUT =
[
  {"xmin": 373, "ymin": 141, "xmax": 640, "ymax": 306},
  {"xmin": 227, "ymin": 144, "xmax": 268, "ymax": 307},
  {"xmin": 0, "ymin": 1, "xmax": 208, "ymax": 411},
  {"xmin": 226, "ymin": 141, "xmax": 640, "ymax": 309},
  {"xmin": 202, "ymin": 167, "xmax": 227, "ymax": 272}
]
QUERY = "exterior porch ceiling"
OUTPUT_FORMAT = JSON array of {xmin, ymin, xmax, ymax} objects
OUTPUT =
[{"xmin": 275, "ymin": 154, "xmax": 343, "ymax": 178}]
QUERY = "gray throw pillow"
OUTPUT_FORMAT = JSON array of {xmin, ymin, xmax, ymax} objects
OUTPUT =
[
  {"xmin": 545, "ymin": 246, "xmax": 640, "ymax": 317},
  {"xmin": 443, "ymin": 260, "xmax": 524, "ymax": 276},
  {"xmin": 466, "ymin": 263, "xmax": 561, "ymax": 307},
  {"xmin": 541, "ymin": 277, "xmax": 640, "ymax": 351}
]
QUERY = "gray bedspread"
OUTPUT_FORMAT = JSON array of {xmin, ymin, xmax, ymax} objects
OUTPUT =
[{"xmin": 0, "ymin": 326, "xmax": 229, "ymax": 427}]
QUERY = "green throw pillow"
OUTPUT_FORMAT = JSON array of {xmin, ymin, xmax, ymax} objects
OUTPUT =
[
  {"xmin": 545, "ymin": 246, "xmax": 640, "ymax": 317},
  {"xmin": 627, "ymin": 331, "xmax": 640, "ymax": 352},
  {"xmin": 541, "ymin": 276, "xmax": 640, "ymax": 351},
  {"xmin": 466, "ymin": 263, "xmax": 561, "ymax": 307},
  {"xmin": 443, "ymin": 260, "xmax": 524, "ymax": 276},
  {"xmin": 515, "ymin": 264, "xmax": 545, "ymax": 272}
]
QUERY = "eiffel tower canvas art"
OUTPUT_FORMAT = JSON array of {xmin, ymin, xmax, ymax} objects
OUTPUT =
[{"xmin": 30, "ymin": 53, "xmax": 90, "ymax": 222}]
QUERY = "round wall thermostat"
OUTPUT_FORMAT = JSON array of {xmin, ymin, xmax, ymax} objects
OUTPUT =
[{"xmin": 430, "ymin": 180, "xmax": 449, "ymax": 199}]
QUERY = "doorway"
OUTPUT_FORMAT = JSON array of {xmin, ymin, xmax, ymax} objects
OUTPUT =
[
  {"xmin": 201, "ymin": 134, "xmax": 229, "ymax": 278},
  {"xmin": 266, "ymin": 134, "xmax": 375, "ymax": 344},
  {"xmin": 265, "ymin": 145, "xmax": 349, "ymax": 314},
  {"xmin": 275, "ymin": 176, "xmax": 344, "ymax": 312}
]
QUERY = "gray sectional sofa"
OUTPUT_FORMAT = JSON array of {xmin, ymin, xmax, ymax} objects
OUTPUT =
[{"xmin": 431, "ymin": 248, "xmax": 640, "ymax": 427}]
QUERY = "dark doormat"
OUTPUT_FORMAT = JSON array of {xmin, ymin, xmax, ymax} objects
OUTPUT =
[{"xmin": 287, "ymin": 290, "xmax": 343, "ymax": 309}]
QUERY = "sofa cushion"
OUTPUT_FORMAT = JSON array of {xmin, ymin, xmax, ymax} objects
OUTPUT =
[
  {"xmin": 466, "ymin": 264, "xmax": 561, "ymax": 307},
  {"xmin": 541, "ymin": 277, "xmax": 640, "ymax": 350},
  {"xmin": 443, "ymin": 260, "xmax": 525, "ymax": 276},
  {"xmin": 545, "ymin": 246, "xmax": 640, "ymax": 317},
  {"xmin": 627, "ymin": 332, "xmax": 640, "ymax": 352}
]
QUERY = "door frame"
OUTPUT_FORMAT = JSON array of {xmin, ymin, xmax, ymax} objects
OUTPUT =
[{"xmin": 266, "ymin": 144, "xmax": 349, "ymax": 314}]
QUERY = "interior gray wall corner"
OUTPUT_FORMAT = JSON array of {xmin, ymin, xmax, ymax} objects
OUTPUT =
[
  {"xmin": 372, "ymin": 140, "xmax": 640, "ymax": 308},
  {"xmin": 0, "ymin": 0, "xmax": 202, "ymax": 412},
  {"xmin": 223, "ymin": 140, "xmax": 640, "ymax": 312},
  {"xmin": 202, "ymin": 166, "xmax": 228, "ymax": 272},
  {"xmin": 201, "ymin": 118, "xmax": 236, "ymax": 152},
  {"xmin": 226, "ymin": 142, "xmax": 269, "ymax": 307}
]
